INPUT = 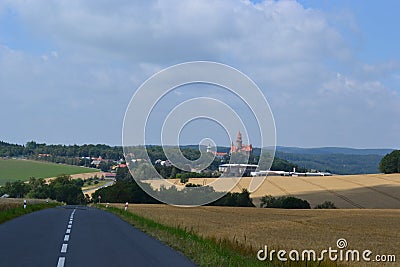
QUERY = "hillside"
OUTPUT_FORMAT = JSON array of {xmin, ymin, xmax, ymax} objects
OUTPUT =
[
  {"xmin": 275, "ymin": 151, "xmax": 383, "ymax": 174},
  {"xmin": 146, "ymin": 173, "xmax": 400, "ymax": 209},
  {"xmin": 0, "ymin": 159, "xmax": 98, "ymax": 185},
  {"xmin": 276, "ymin": 146, "xmax": 394, "ymax": 156},
  {"xmin": 1, "ymin": 141, "xmax": 395, "ymax": 175}
]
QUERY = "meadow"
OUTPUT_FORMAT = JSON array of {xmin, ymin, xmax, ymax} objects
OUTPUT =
[
  {"xmin": 0, "ymin": 159, "xmax": 98, "ymax": 185},
  {"xmin": 114, "ymin": 204, "xmax": 399, "ymax": 265}
]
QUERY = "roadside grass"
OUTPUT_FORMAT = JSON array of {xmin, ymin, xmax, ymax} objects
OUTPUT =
[
  {"xmin": 0, "ymin": 201, "xmax": 59, "ymax": 224},
  {"xmin": 98, "ymin": 205, "xmax": 342, "ymax": 267},
  {"xmin": 82, "ymin": 180, "xmax": 109, "ymax": 191},
  {"xmin": 0, "ymin": 159, "xmax": 98, "ymax": 185}
]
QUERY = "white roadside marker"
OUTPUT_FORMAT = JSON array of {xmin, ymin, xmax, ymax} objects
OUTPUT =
[
  {"xmin": 61, "ymin": 244, "xmax": 68, "ymax": 253},
  {"xmin": 57, "ymin": 257, "xmax": 65, "ymax": 267},
  {"xmin": 64, "ymin": 235, "xmax": 70, "ymax": 241}
]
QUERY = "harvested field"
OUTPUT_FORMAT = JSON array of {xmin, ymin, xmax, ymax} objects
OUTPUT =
[
  {"xmin": 115, "ymin": 204, "xmax": 400, "ymax": 265},
  {"xmin": 145, "ymin": 173, "xmax": 400, "ymax": 208}
]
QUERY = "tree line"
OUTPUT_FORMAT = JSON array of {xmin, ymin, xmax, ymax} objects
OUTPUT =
[
  {"xmin": 0, "ymin": 175, "xmax": 85, "ymax": 204},
  {"xmin": 0, "ymin": 141, "xmax": 123, "ymax": 160},
  {"xmin": 1, "ymin": 141, "xmax": 308, "ymax": 176},
  {"xmin": 92, "ymin": 167, "xmax": 255, "ymax": 207}
]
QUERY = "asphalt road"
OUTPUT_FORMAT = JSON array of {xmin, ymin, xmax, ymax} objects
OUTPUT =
[{"xmin": 0, "ymin": 206, "xmax": 197, "ymax": 267}]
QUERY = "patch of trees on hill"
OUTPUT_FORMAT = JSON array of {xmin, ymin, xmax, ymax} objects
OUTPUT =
[
  {"xmin": 0, "ymin": 175, "xmax": 85, "ymax": 204},
  {"xmin": 379, "ymin": 150, "xmax": 400, "ymax": 174},
  {"xmin": 92, "ymin": 167, "xmax": 255, "ymax": 207},
  {"xmin": 260, "ymin": 195, "xmax": 311, "ymax": 209}
]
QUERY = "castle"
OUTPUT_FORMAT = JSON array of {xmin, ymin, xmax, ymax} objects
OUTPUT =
[{"xmin": 230, "ymin": 131, "xmax": 252, "ymax": 155}]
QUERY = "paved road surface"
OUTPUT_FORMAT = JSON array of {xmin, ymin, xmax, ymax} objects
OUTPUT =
[{"xmin": 0, "ymin": 206, "xmax": 196, "ymax": 267}]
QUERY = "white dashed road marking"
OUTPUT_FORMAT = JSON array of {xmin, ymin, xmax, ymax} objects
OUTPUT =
[
  {"xmin": 57, "ymin": 208, "xmax": 76, "ymax": 267},
  {"xmin": 57, "ymin": 257, "xmax": 65, "ymax": 267},
  {"xmin": 61, "ymin": 244, "xmax": 68, "ymax": 253}
]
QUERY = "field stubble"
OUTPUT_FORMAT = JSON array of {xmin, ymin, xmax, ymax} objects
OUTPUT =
[{"xmin": 114, "ymin": 204, "xmax": 400, "ymax": 263}]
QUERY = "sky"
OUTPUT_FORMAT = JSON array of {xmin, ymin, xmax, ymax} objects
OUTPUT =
[{"xmin": 0, "ymin": 0, "xmax": 399, "ymax": 149}]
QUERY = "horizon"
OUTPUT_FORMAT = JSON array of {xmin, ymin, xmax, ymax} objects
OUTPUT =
[{"xmin": 1, "ymin": 139, "xmax": 396, "ymax": 151}]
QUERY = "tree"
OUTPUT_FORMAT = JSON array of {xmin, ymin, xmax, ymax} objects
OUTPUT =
[
  {"xmin": 116, "ymin": 167, "xmax": 134, "ymax": 182},
  {"xmin": 92, "ymin": 180, "xmax": 159, "ymax": 204},
  {"xmin": 3, "ymin": 180, "xmax": 30, "ymax": 198},
  {"xmin": 379, "ymin": 150, "xmax": 400, "ymax": 174},
  {"xmin": 26, "ymin": 177, "xmax": 49, "ymax": 199},
  {"xmin": 209, "ymin": 189, "xmax": 255, "ymax": 207},
  {"xmin": 48, "ymin": 175, "xmax": 84, "ymax": 204}
]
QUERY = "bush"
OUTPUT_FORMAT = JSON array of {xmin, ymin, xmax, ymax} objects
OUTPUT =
[
  {"xmin": 260, "ymin": 195, "xmax": 310, "ymax": 209},
  {"xmin": 209, "ymin": 189, "xmax": 255, "ymax": 207},
  {"xmin": 315, "ymin": 201, "xmax": 337, "ymax": 209}
]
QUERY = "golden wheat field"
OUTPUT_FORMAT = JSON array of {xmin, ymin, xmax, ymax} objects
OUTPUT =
[
  {"xmin": 146, "ymin": 173, "xmax": 400, "ymax": 208},
  {"xmin": 115, "ymin": 203, "xmax": 399, "ymax": 265}
]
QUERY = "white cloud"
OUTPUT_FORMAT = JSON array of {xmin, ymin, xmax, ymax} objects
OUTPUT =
[{"xmin": 0, "ymin": 0, "xmax": 399, "ymax": 147}]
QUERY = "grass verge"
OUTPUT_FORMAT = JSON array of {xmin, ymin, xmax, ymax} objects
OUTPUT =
[
  {"xmin": 0, "ymin": 202, "xmax": 59, "ymax": 224},
  {"xmin": 98, "ymin": 205, "xmax": 342, "ymax": 267}
]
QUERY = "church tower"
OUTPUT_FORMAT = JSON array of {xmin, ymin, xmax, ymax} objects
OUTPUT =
[{"xmin": 236, "ymin": 131, "xmax": 242, "ymax": 149}]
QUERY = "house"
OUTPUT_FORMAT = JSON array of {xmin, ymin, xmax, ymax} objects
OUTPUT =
[
  {"xmin": 219, "ymin": 163, "xmax": 259, "ymax": 177},
  {"xmin": 206, "ymin": 144, "xmax": 228, "ymax": 158},
  {"xmin": 91, "ymin": 156, "xmax": 103, "ymax": 167}
]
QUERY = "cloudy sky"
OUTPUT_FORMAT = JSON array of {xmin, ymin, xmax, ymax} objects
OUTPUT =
[{"xmin": 0, "ymin": 0, "xmax": 399, "ymax": 148}]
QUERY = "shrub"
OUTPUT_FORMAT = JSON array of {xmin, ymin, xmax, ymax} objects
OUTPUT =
[
  {"xmin": 315, "ymin": 201, "xmax": 337, "ymax": 209},
  {"xmin": 208, "ymin": 189, "xmax": 255, "ymax": 207},
  {"xmin": 260, "ymin": 195, "xmax": 311, "ymax": 209}
]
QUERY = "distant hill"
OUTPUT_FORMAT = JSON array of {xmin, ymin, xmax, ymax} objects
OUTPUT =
[
  {"xmin": 276, "ymin": 146, "xmax": 394, "ymax": 156},
  {"xmin": 2, "ymin": 141, "xmax": 394, "ymax": 175},
  {"xmin": 182, "ymin": 145, "xmax": 394, "ymax": 174},
  {"xmin": 273, "ymin": 147, "xmax": 396, "ymax": 174},
  {"xmin": 275, "ymin": 152, "xmax": 383, "ymax": 175}
]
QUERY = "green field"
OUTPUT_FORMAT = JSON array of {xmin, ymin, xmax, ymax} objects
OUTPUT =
[{"xmin": 0, "ymin": 159, "xmax": 98, "ymax": 185}]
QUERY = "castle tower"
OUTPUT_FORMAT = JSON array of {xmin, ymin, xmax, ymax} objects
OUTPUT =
[{"xmin": 236, "ymin": 131, "xmax": 242, "ymax": 149}]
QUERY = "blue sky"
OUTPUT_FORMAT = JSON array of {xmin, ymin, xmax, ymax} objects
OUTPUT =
[{"xmin": 0, "ymin": 0, "xmax": 399, "ymax": 148}]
